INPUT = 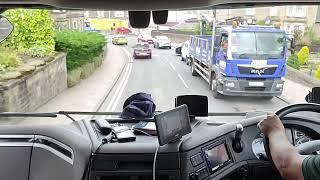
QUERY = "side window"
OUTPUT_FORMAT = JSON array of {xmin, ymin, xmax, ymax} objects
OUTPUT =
[{"xmin": 221, "ymin": 34, "xmax": 228, "ymax": 53}]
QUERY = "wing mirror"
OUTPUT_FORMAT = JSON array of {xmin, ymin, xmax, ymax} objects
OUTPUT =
[{"xmin": 0, "ymin": 15, "xmax": 13, "ymax": 43}]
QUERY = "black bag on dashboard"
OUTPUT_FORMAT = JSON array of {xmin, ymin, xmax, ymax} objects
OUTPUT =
[
  {"xmin": 120, "ymin": 93, "xmax": 156, "ymax": 119},
  {"xmin": 305, "ymin": 87, "xmax": 320, "ymax": 104}
]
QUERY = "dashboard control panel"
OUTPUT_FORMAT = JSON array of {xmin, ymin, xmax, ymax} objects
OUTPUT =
[{"xmin": 190, "ymin": 153, "xmax": 204, "ymax": 167}]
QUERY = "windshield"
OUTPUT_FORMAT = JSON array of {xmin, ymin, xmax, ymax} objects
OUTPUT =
[
  {"xmin": 0, "ymin": 7, "xmax": 317, "ymax": 124},
  {"xmin": 231, "ymin": 32, "xmax": 286, "ymax": 59},
  {"xmin": 135, "ymin": 44, "xmax": 149, "ymax": 49},
  {"xmin": 157, "ymin": 36, "xmax": 169, "ymax": 40}
]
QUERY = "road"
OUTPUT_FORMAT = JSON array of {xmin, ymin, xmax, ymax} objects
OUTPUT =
[{"xmin": 98, "ymin": 38, "xmax": 288, "ymax": 115}]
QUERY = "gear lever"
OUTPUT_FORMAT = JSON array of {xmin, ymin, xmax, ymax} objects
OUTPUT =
[{"xmin": 233, "ymin": 124, "xmax": 244, "ymax": 153}]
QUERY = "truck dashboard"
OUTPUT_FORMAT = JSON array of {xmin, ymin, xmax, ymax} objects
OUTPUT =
[{"xmin": 0, "ymin": 104, "xmax": 319, "ymax": 180}]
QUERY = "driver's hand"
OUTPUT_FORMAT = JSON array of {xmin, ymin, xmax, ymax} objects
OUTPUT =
[{"xmin": 258, "ymin": 113, "xmax": 285, "ymax": 137}]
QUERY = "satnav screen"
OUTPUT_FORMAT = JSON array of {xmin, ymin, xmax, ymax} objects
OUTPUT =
[
  {"xmin": 155, "ymin": 105, "xmax": 191, "ymax": 146},
  {"xmin": 204, "ymin": 144, "xmax": 230, "ymax": 173}
]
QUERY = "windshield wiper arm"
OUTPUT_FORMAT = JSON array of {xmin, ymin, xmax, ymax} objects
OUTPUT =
[{"xmin": 0, "ymin": 112, "xmax": 57, "ymax": 118}]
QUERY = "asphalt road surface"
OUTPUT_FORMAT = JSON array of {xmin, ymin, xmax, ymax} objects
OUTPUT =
[{"xmin": 99, "ymin": 38, "xmax": 288, "ymax": 116}]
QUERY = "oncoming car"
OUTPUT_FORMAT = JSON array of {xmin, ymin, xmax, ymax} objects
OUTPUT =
[
  {"xmin": 137, "ymin": 34, "xmax": 154, "ymax": 44},
  {"xmin": 112, "ymin": 35, "xmax": 128, "ymax": 45},
  {"xmin": 153, "ymin": 35, "xmax": 172, "ymax": 49},
  {"xmin": 133, "ymin": 43, "xmax": 152, "ymax": 59}
]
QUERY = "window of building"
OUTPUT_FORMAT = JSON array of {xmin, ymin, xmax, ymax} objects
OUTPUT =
[
  {"xmin": 114, "ymin": 11, "xmax": 124, "ymax": 18},
  {"xmin": 270, "ymin": 6, "xmax": 278, "ymax": 16},
  {"xmin": 97, "ymin": 11, "xmax": 104, "ymax": 18},
  {"xmin": 52, "ymin": 10, "xmax": 67, "ymax": 13},
  {"xmin": 84, "ymin": 11, "xmax": 89, "ymax": 18},
  {"xmin": 287, "ymin": 6, "xmax": 306, "ymax": 17},
  {"xmin": 245, "ymin": 8, "xmax": 255, "ymax": 16},
  {"xmin": 73, "ymin": 21, "xmax": 78, "ymax": 30},
  {"xmin": 284, "ymin": 23, "xmax": 305, "ymax": 34}
]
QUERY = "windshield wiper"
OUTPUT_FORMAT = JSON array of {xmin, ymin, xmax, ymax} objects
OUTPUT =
[
  {"xmin": 238, "ymin": 53, "xmax": 251, "ymax": 59},
  {"xmin": 0, "ymin": 112, "xmax": 57, "ymax": 118}
]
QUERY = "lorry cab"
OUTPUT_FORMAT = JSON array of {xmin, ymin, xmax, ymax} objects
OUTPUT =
[
  {"xmin": 189, "ymin": 25, "xmax": 287, "ymax": 98},
  {"xmin": 216, "ymin": 26, "xmax": 287, "ymax": 78}
]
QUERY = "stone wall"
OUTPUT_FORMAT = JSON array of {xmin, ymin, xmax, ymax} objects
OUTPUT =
[
  {"xmin": 286, "ymin": 66, "xmax": 320, "ymax": 87},
  {"xmin": 0, "ymin": 53, "xmax": 67, "ymax": 112}
]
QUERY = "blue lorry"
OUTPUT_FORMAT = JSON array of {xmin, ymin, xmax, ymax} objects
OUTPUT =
[{"xmin": 189, "ymin": 25, "xmax": 288, "ymax": 99}]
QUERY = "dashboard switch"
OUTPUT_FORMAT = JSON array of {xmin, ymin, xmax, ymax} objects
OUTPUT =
[
  {"xmin": 232, "ymin": 124, "xmax": 244, "ymax": 153},
  {"xmin": 189, "ymin": 173, "xmax": 199, "ymax": 180}
]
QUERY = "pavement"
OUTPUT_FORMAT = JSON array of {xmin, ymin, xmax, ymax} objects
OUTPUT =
[
  {"xmin": 280, "ymin": 78, "xmax": 311, "ymax": 104},
  {"xmin": 12, "ymin": 37, "xmax": 313, "ymax": 125},
  {"xmin": 14, "ymin": 44, "xmax": 128, "ymax": 125}
]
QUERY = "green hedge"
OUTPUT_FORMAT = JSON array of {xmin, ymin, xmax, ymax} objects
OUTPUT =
[
  {"xmin": 0, "ymin": 47, "xmax": 21, "ymax": 73},
  {"xmin": 287, "ymin": 53, "xmax": 301, "ymax": 70},
  {"xmin": 54, "ymin": 31, "xmax": 106, "ymax": 71}
]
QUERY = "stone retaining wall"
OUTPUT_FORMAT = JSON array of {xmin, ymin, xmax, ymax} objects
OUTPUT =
[
  {"xmin": 0, "ymin": 53, "xmax": 67, "ymax": 112},
  {"xmin": 286, "ymin": 66, "xmax": 320, "ymax": 87}
]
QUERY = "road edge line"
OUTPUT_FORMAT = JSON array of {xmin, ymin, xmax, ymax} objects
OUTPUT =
[{"xmin": 93, "ymin": 46, "xmax": 129, "ymax": 112}]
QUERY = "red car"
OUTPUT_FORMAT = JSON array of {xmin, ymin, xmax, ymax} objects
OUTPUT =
[
  {"xmin": 137, "ymin": 34, "xmax": 154, "ymax": 44},
  {"xmin": 133, "ymin": 43, "xmax": 152, "ymax": 59},
  {"xmin": 115, "ymin": 27, "xmax": 132, "ymax": 34}
]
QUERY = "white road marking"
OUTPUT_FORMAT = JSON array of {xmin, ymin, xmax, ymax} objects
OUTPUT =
[
  {"xmin": 104, "ymin": 47, "xmax": 133, "ymax": 112},
  {"xmin": 163, "ymin": 56, "xmax": 189, "ymax": 89},
  {"xmin": 110, "ymin": 47, "xmax": 133, "ymax": 111},
  {"xmin": 178, "ymin": 73, "xmax": 189, "ymax": 89},
  {"xmin": 153, "ymin": 54, "xmax": 159, "ymax": 57},
  {"xmin": 169, "ymin": 62, "xmax": 176, "ymax": 71}
]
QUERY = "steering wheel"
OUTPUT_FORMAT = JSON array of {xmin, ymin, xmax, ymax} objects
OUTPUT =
[{"xmin": 263, "ymin": 103, "xmax": 320, "ymax": 177}]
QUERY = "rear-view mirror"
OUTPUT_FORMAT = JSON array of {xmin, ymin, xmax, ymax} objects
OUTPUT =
[{"xmin": 0, "ymin": 15, "xmax": 13, "ymax": 43}]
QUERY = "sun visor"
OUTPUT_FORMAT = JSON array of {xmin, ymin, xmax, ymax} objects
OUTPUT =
[
  {"xmin": 129, "ymin": 11, "xmax": 150, "ymax": 28},
  {"xmin": 152, "ymin": 10, "xmax": 168, "ymax": 24}
]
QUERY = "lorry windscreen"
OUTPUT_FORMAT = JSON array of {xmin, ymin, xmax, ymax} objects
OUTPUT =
[{"xmin": 231, "ymin": 32, "xmax": 285, "ymax": 60}]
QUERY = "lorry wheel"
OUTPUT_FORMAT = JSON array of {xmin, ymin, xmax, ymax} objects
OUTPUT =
[
  {"xmin": 212, "ymin": 80, "xmax": 222, "ymax": 98},
  {"xmin": 181, "ymin": 56, "xmax": 184, "ymax": 61},
  {"xmin": 191, "ymin": 61, "xmax": 198, "ymax": 76}
]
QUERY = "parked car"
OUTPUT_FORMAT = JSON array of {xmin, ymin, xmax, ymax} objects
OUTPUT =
[
  {"xmin": 137, "ymin": 34, "xmax": 154, "ymax": 44},
  {"xmin": 112, "ymin": 35, "xmax": 128, "ymax": 45},
  {"xmin": 181, "ymin": 40, "xmax": 190, "ymax": 65},
  {"xmin": 115, "ymin": 27, "xmax": 132, "ymax": 34},
  {"xmin": 133, "ymin": 43, "xmax": 152, "ymax": 59},
  {"xmin": 153, "ymin": 36, "xmax": 171, "ymax": 49}
]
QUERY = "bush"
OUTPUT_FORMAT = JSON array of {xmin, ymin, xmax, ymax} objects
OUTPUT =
[
  {"xmin": 25, "ymin": 45, "xmax": 50, "ymax": 58},
  {"xmin": 297, "ymin": 46, "xmax": 309, "ymax": 65},
  {"xmin": 315, "ymin": 67, "xmax": 320, "ymax": 80},
  {"xmin": 0, "ymin": 47, "xmax": 20, "ymax": 72},
  {"xmin": 287, "ymin": 53, "xmax": 300, "ymax": 70},
  {"xmin": 4, "ymin": 9, "xmax": 55, "ymax": 56},
  {"xmin": 55, "ymin": 31, "xmax": 106, "ymax": 71}
]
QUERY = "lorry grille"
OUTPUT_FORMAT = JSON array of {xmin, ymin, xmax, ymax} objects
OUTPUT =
[
  {"xmin": 238, "ymin": 66, "xmax": 277, "ymax": 75},
  {"xmin": 245, "ymin": 87, "xmax": 266, "ymax": 91}
]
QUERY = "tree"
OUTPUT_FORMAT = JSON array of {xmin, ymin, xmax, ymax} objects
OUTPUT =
[{"xmin": 4, "ymin": 9, "xmax": 55, "ymax": 56}]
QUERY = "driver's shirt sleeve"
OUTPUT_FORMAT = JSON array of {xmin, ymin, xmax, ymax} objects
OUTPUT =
[{"xmin": 302, "ymin": 155, "xmax": 320, "ymax": 180}]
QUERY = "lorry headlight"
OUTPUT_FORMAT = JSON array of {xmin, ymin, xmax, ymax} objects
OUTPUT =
[
  {"xmin": 276, "ymin": 83, "xmax": 284, "ymax": 88},
  {"xmin": 226, "ymin": 82, "xmax": 235, "ymax": 88}
]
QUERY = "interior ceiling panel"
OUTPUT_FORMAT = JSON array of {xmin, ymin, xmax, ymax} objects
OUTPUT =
[{"xmin": 0, "ymin": 0, "xmax": 319, "ymax": 10}]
